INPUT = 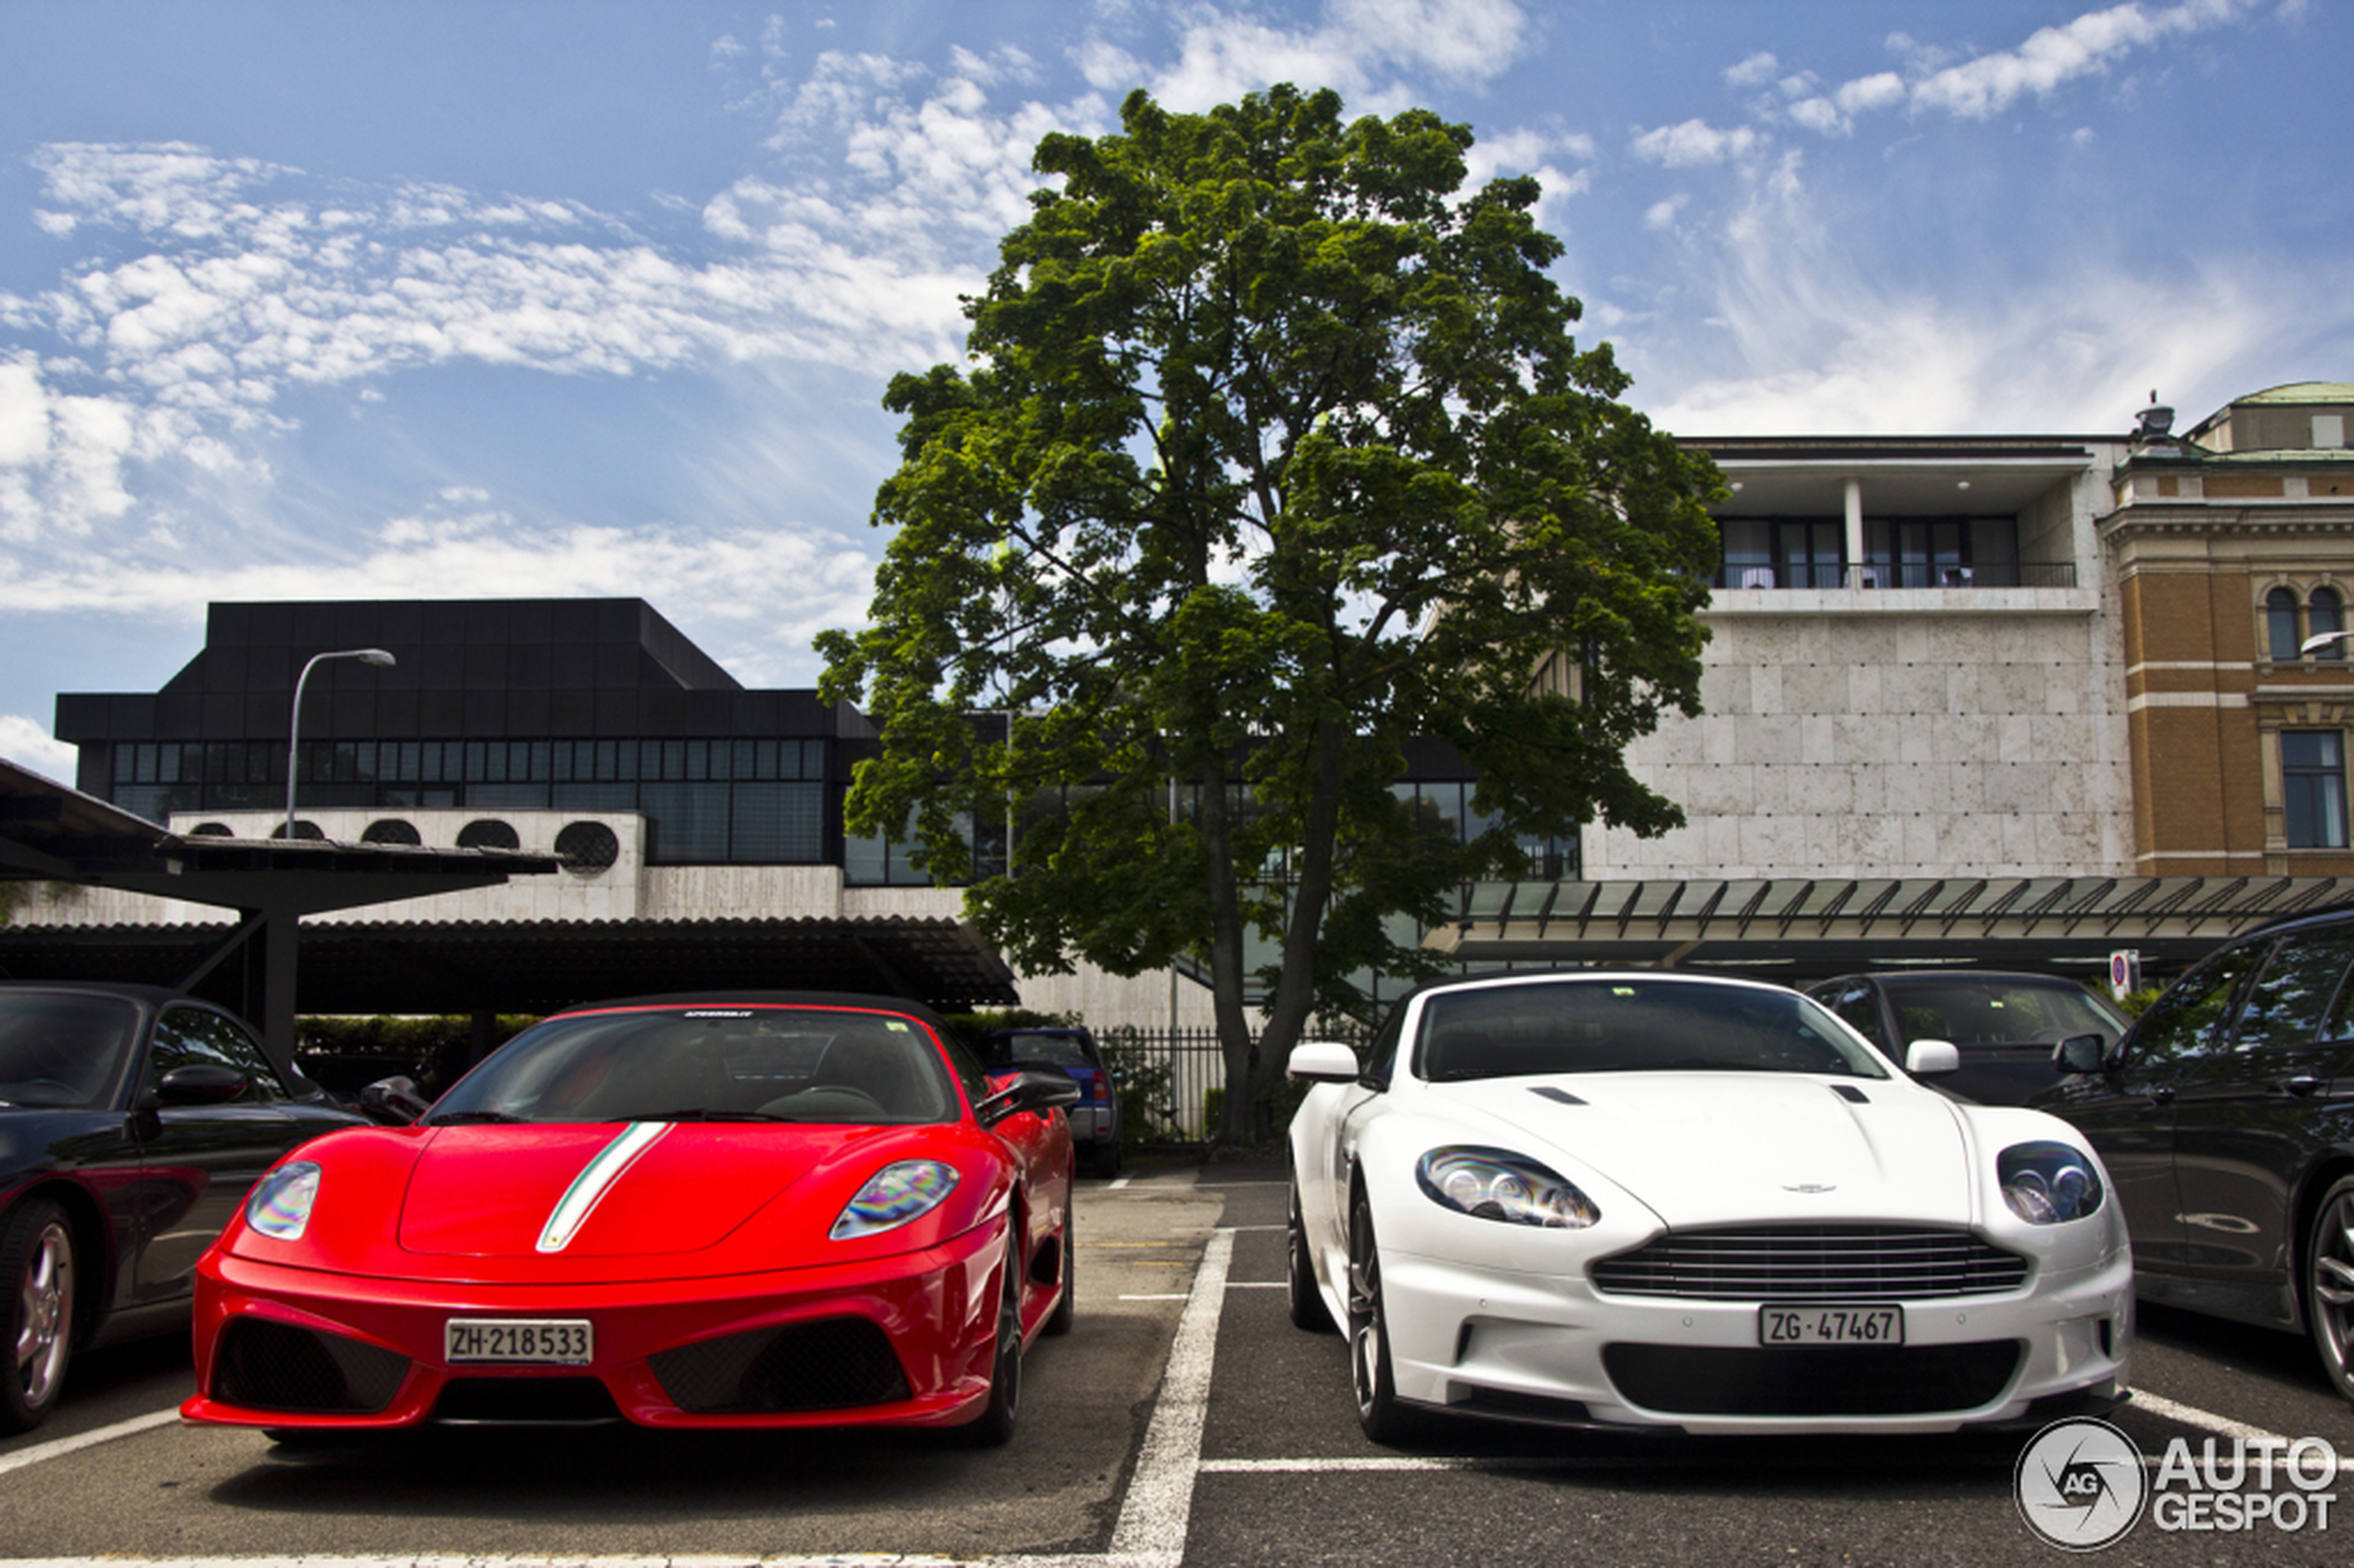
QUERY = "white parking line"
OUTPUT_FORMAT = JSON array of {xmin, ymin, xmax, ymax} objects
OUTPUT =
[
  {"xmin": 0, "ymin": 1408, "xmax": 180, "ymax": 1479},
  {"xmin": 1106, "ymin": 1227, "xmax": 1233, "ymax": 1567},
  {"xmin": 2129, "ymin": 1388, "xmax": 2354, "ymax": 1470}
]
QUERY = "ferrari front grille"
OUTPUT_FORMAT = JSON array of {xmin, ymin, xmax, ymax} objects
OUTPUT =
[
  {"xmin": 213, "ymin": 1319, "xmax": 410, "ymax": 1413},
  {"xmin": 1589, "ymin": 1226, "xmax": 2031, "ymax": 1301},
  {"xmin": 651, "ymin": 1317, "xmax": 910, "ymax": 1414}
]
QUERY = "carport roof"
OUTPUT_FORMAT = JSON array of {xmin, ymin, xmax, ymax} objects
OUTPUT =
[
  {"xmin": 0, "ymin": 914, "xmax": 1019, "ymax": 1014},
  {"xmin": 1428, "ymin": 875, "xmax": 2353, "ymax": 977}
]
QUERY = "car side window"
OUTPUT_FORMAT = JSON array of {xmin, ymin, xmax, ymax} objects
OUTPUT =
[
  {"xmin": 1822, "ymin": 983, "xmax": 1890, "ymax": 1048},
  {"xmin": 152, "ymin": 1006, "xmax": 286, "ymax": 1100},
  {"xmin": 2233, "ymin": 928, "xmax": 2354, "ymax": 1053},
  {"xmin": 2129, "ymin": 941, "xmax": 2270, "ymax": 1069},
  {"xmin": 1364, "ymin": 1005, "xmax": 1406, "ymax": 1091}
]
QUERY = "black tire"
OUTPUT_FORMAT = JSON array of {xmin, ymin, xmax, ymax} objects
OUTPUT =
[
  {"xmin": 1043, "ymin": 1198, "xmax": 1076, "ymax": 1337},
  {"xmin": 1288, "ymin": 1170, "xmax": 1335, "ymax": 1333},
  {"xmin": 1347, "ymin": 1191, "xmax": 1418, "ymax": 1445},
  {"xmin": 959, "ymin": 1230, "xmax": 1025, "ymax": 1446},
  {"xmin": 2307, "ymin": 1175, "xmax": 2354, "ymax": 1404},
  {"xmin": 1088, "ymin": 1136, "xmax": 1122, "ymax": 1179},
  {"xmin": 0, "ymin": 1196, "xmax": 75, "ymax": 1435}
]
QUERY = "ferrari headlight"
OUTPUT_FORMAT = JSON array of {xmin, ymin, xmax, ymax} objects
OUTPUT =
[
  {"xmin": 246, "ymin": 1161, "xmax": 322, "ymax": 1242},
  {"xmin": 1416, "ymin": 1146, "xmax": 1599, "ymax": 1229},
  {"xmin": 830, "ymin": 1160, "xmax": 961, "ymax": 1240},
  {"xmin": 1999, "ymin": 1141, "xmax": 2104, "ymax": 1225}
]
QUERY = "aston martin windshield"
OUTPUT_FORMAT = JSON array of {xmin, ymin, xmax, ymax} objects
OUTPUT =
[
  {"xmin": 0, "ymin": 993, "xmax": 139, "ymax": 1109},
  {"xmin": 1417, "ymin": 980, "xmax": 1891, "ymax": 1082},
  {"xmin": 429, "ymin": 1005, "xmax": 960, "ymax": 1126}
]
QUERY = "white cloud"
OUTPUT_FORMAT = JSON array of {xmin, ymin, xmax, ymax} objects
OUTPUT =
[
  {"xmin": 1630, "ymin": 120, "xmax": 1763, "ymax": 167},
  {"xmin": 1645, "ymin": 194, "xmax": 1690, "ymax": 231},
  {"xmin": 1142, "ymin": 0, "xmax": 1535, "ymax": 110},
  {"xmin": 0, "ymin": 715, "xmax": 77, "ymax": 784},
  {"xmin": 1723, "ymin": 52, "xmax": 1780, "ymax": 88},
  {"xmin": 1910, "ymin": 0, "xmax": 2258, "ymax": 120}
]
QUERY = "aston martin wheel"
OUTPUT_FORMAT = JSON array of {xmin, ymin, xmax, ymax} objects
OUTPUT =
[
  {"xmin": 1288, "ymin": 1170, "xmax": 1334, "ymax": 1333},
  {"xmin": 2307, "ymin": 1175, "xmax": 2354, "ymax": 1404},
  {"xmin": 0, "ymin": 1197, "xmax": 74, "ymax": 1434},
  {"xmin": 1347, "ymin": 1191, "xmax": 1415, "ymax": 1444},
  {"xmin": 960, "ymin": 1232, "xmax": 1025, "ymax": 1446},
  {"xmin": 1043, "ymin": 1201, "xmax": 1076, "ymax": 1337}
]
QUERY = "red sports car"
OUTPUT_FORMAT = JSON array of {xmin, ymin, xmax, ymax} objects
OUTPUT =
[{"xmin": 181, "ymin": 992, "xmax": 1078, "ymax": 1444}]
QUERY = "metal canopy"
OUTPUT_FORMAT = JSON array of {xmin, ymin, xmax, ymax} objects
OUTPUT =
[
  {"xmin": 0, "ymin": 915, "xmax": 1019, "ymax": 1015},
  {"xmin": 1429, "ymin": 876, "xmax": 2353, "ymax": 978}
]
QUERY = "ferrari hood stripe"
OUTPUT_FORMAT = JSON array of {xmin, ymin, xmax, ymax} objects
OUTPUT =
[{"xmin": 537, "ymin": 1121, "xmax": 670, "ymax": 1254}]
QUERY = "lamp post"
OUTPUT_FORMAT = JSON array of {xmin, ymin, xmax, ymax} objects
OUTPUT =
[
  {"xmin": 285, "ymin": 647, "xmax": 396, "ymax": 840},
  {"xmin": 2302, "ymin": 630, "xmax": 2354, "ymax": 659}
]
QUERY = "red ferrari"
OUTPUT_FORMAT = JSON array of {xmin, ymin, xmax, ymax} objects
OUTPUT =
[{"xmin": 181, "ymin": 993, "xmax": 1079, "ymax": 1444}]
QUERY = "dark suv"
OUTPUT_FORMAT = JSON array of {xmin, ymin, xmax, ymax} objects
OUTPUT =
[
  {"xmin": 979, "ymin": 1027, "xmax": 1122, "ymax": 1177},
  {"xmin": 1805, "ymin": 970, "xmax": 2130, "ymax": 1106},
  {"xmin": 2032, "ymin": 905, "xmax": 2354, "ymax": 1404}
]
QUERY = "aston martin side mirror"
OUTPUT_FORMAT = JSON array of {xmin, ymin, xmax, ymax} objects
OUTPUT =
[
  {"xmin": 1287, "ymin": 1041, "xmax": 1361, "ymax": 1084},
  {"xmin": 1904, "ymin": 1039, "xmax": 1961, "ymax": 1076}
]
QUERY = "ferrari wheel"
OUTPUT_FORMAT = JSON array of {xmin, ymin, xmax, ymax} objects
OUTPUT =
[
  {"xmin": 961, "ymin": 1232, "xmax": 1025, "ymax": 1446},
  {"xmin": 2307, "ymin": 1176, "xmax": 2354, "ymax": 1404},
  {"xmin": 1044, "ymin": 1200, "xmax": 1076, "ymax": 1337},
  {"xmin": 1, "ymin": 1197, "xmax": 74, "ymax": 1434},
  {"xmin": 1347, "ymin": 1191, "xmax": 1416, "ymax": 1444},
  {"xmin": 1288, "ymin": 1170, "xmax": 1334, "ymax": 1333}
]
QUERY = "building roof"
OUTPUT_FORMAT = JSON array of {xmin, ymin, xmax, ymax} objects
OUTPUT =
[{"xmin": 2232, "ymin": 382, "xmax": 2354, "ymax": 407}]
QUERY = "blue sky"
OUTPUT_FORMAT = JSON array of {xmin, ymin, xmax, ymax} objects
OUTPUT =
[{"xmin": 3, "ymin": 0, "xmax": 2348, "ymax": 780}]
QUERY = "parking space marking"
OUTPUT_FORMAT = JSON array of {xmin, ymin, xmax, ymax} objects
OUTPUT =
[
  {"xmin": 1106, "ymin": 1227, "xmax": 1233, "ymax": 1567},
  {"xmin": 2131, "ymin": 1388, "xmax": 2354, "ymax": 1469},
  {"xmin": 0, "ymin": 1409, "xmax": 180, "ymax": 1479}
]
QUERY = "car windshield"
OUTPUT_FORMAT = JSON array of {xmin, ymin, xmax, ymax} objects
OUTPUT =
[
  {"xmin": 1882, "ymin": 980, "xmax": 2127, "ymax": 1048},
  {"xmin": 987, "ymin": 1031, "xmax": 1095, "ymax": 1070},
  {"xmin": 0, "ymin": 993, "xmax": 139, "ymax": 1109},
  {"xmin": 427, "ymin": 1005, "xmax": 962, "ymax": 1126},
  {"xmin": 1416, "ymin": 980, "xmax": 1890, "ymax": 1082}
]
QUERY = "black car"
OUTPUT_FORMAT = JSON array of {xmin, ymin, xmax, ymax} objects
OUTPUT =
[
  {"xmin": 0, "ymin": 982, "xmax": 373, "ymax": 1431},
  {"xmin": 2032, "ymin": 905, "xmax": 2354, "ymax": 1403},
  {"xmin": 1806, "ymin": 970, "xmax": 2131, "ymax": 1105},
  {"xmin": 979, "ymin": 1027, "xmax": 1122, "ymax": 1177}
]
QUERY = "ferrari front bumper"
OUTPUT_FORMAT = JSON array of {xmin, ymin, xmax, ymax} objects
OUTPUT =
[{"xmin": 182, "ymin": 1219, "xmax": 1007, "ymax": 1432}]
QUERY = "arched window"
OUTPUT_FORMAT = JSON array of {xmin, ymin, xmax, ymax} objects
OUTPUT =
[
  {"xmin": 2269, "ymin": 588, "xmax": 2303, "ymax": 660},
  {"xmin": 2311, "ymin": 587, "xmax": 2346, "ymax": 660}
]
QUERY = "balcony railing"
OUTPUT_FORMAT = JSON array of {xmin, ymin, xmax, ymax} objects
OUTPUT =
[{"xmin": 1711, "ymin": 562, "xmax": 2079, "ymax": 591}]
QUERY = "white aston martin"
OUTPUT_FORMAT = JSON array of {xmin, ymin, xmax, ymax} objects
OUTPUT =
[{"xmin": 1285, "ymin": 971, "xmax": 2133, "ymax": 1440}]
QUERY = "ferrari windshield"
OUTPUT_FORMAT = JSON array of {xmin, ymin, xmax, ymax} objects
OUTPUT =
[
  {"xmin": 0, "ymin": 993, "xmax": 139, "ymax": 1110},
  {"xmin": 1417, "ymin": 979, "xmax": 1891, "ymax": 1082},
  {"xmin": 428, "ymin": 1005, "xmax": 961, "ymax": 1126}
]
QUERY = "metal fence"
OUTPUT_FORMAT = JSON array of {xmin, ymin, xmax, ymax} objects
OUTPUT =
[{"xmin": 1095, "ymin": 1023, "xmax": 1373, "ymax": 1143}]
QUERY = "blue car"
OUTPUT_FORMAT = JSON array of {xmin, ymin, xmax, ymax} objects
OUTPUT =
[{"xmin": 980, "ymin": 1028, "xmax": 1121, "ymax": 1177}]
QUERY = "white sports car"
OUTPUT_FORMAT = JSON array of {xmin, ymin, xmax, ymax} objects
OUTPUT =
[{"xmin": 1285, "ymin": 971, "xmax": 2133, "ymax": 1440}]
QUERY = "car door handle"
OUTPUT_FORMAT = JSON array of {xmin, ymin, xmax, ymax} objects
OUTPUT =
[{"xmin": 2279, "ymin": 1075, "xmax": 2326, "ymax": 1098}]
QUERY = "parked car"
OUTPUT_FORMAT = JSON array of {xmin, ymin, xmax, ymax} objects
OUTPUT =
[
  {"xmin": 2032, "ymin": 904, "xmax": 2354, "ymax": 1404},
  {"xmin": 1805, "ymin": 971, "xmax": 2132, "ymax": 1105},
  {"xmin": 183, "ymin": 991, "xmax": 1079, "ymax": 1443},
  {"xmin": 0, "ymin": 981, "xmax": 373, "ymax": 1432},
  {"xmin": 980, "ymin": 1026, "xmax": 1122, "ymax": 1177},
  {"xmin": 1285, "ymin": 970, "xmax": 2131, "ymax": 1440}
]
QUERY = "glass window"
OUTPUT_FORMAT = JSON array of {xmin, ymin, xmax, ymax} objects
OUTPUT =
[
  {"xmin": 2269, "ymin": 587, "xmax": 2304, "ymax": 660},
  {"xmin": 730, "ymin": 781, "xmax": 824, "ymax": 862},
  {"xmin": 1416, "ymin": 979, "xmax": 1888, "ymax": 1081},
  {"xmin": 1821, "ymin": 983, "xmax": 1891, "ymax": 1048},
  {"xmin": 0, "ymin": 993, "xmax": 138, "ymax": 1109},
  {"xmin": 2284, "ymin": 730, "xmax": 2349, "ymax": 849},
  {"xmin": 2128, "ymin": 941, "xmax": 2268, "ymax": 1069},
  {"xmin": 2233, "ymin": 929, "xmax": 2354, "ymax": 1053},
  {"xmin": 2311, "ymin": 588, "xmax": 2345, "ymax": 660},
  {"xmin": 640, "ymin": 782, "xmax": 731, "ymax": 863},
  {"xmin": 151, "ymin": 1006, "xmax": 286, "ymax": 1100}
]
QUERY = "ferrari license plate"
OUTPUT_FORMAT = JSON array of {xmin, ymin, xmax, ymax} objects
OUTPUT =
[
  {"xmin": 445, "ymin": 1318, "xmax": 593, "ymax": 1365},
  {"xmin": 1758, "ymin": 1305, "xmax": 1904, "ymax": 1347}
]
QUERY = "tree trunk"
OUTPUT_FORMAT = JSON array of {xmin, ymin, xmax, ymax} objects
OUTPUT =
[
  {"xmin": 1253, "ymin": 719, "xmax": 1348, "ymax": 1130},
  {"xmin": 1196, "ymin": 759, "xmax": 1259, "ymax": 1144}
]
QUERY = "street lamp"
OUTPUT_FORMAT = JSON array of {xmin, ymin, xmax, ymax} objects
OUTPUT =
[
  {"xmin": 2301, "ymin": 630, "xmax": 2354, "ymax": 658},
  {"xmin": 285, "ymin": 647, "xmax": 396, "ymax": 840}
]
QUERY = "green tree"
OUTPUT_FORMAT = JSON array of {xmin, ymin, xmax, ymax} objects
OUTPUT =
[{"xmin": 817, "ymin": 85, "xmax": 1721, "ymax": 1140}]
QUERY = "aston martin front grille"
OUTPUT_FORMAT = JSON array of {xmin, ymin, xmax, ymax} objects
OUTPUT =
[{"xmin": 1589, "ymin": 1226, "xmax": 2031, "ymax": 1301}]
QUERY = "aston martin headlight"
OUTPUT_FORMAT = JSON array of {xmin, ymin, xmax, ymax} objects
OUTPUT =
[
  {"xmin": 830, "ymin": 1160, "xmax": 961, "ymax": 1240},
  {"xmin": 246, "ymin": 1161, "xmax": 322, "ymax": 1242},
  {"xmin": 1999, "ymin": 1141, "xmax": 2104, "ymax": 1224},
  {"xmin": 1416, "ymin": 1146, "xmax": 1599, "ymax": 1229}
]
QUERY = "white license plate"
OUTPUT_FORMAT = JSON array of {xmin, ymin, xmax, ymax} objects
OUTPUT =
[
  {"xmin": 445, "ymin": 1318, "xmax": 593, "ymax": 1364},
  {"xmin": 1758, "ymin": 1305, "xmax": 1904, "ymax": 1347}
]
